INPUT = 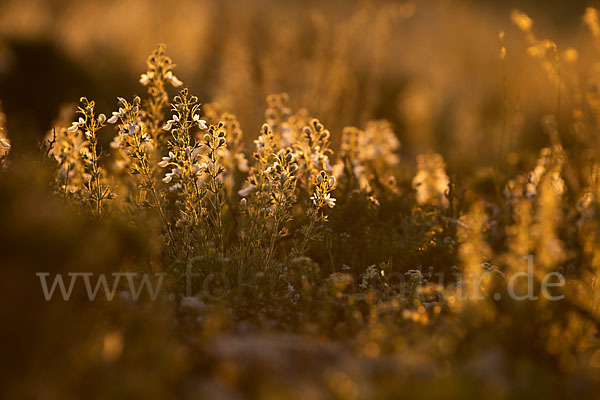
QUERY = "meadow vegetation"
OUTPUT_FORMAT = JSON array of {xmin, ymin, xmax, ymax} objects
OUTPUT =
[{"xmin": 2, "ymin": 2, "xmax": 600, "ymax": 399}]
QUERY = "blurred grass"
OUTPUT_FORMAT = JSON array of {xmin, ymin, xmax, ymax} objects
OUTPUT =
[{"xmin": 0, "ymin": 0, "xmax": 596, "ymax": 167}]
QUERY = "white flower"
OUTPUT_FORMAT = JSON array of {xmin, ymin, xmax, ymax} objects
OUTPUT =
[
  {"xmin": 162, "ymin": 168, "xmax": 180, "ymax": 183},
  {"xmin": 171, "ymin": 76, "xmax": 183, "ymax": 87},
  {"xmin": 162, "ymin": 115, "xmax": 179, "ymax": 130},
  {"xmin": 165, "ymin": 71, "xmax": 183, "ymax": 87},
  {"xmin": 310, "ymin": 192, "xmax": 336, "ymax": 208},
  {"xmin": 139, "ymin": 71, "xmax": 154, "ymax": 86},
  {"xmin": 68, "ymin": 117, "xmax": 85, "ymax": 132},
  {"xmin": 310, "ymin": 192, "xmax": 320, "ymax": 206},
  {"xmin": 193, "ymin": 114, "xmax": 208, "ymax": 129},
  {"xmin": 162, "ymin": 172, "xmax": 174, "ymax": 183},
  {"xmin": 107, "ymin": 110, "xmax": 121, "ymax": 124},
  {"xmin": 158, "ymin": 152, "xmax": 175, "ymax": 168},
  {"xmin": 238, "ymin": 182, "xmax": 256, "ymax": 197}
]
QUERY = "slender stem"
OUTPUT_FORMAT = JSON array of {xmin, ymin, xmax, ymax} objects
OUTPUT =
[
  {"xmin": 89, "ymin": 136, "xmax": 102, "ymax": 219},
  {"xmin": 297, "ymin": 214, "xmax": 316, "ymax": 256},
  {"xmin": 214, "ymin": 190, "xmax": 224, "ymax": 255},
  {"xmin": 144, "ymin": 167, "xmax": 175, "ymax": 245},
  {"xmin": 265, "ymin": 216, "xmax": 280, "ymax": 270}
]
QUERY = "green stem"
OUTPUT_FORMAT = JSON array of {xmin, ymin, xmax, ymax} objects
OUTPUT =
[{"xmin": 297, "ymin": 214, "xmax": 316, "ymax": 256}]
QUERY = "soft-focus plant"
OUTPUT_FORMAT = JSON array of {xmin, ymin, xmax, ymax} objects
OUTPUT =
[
  {"xmin": 0, "ymin": 101, "xmax": 10, "ymax": 166},
  {"xmin": 68, "ymin": 97, "xmax": 116, "ymax": 218}
]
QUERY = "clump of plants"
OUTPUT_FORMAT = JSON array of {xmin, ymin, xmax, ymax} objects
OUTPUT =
[{"xmin": 4, "ymin": 7, "xmax": 600, "ymax": 394}]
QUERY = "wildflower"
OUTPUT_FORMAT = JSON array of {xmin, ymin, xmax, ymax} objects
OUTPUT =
[
  {"xmin": 139, "ymin": 45, "xmax": 183, "ymax": 147},
  {"xmin": 525, "ymin": 146, "xmax": 564, "ymax": 198},
  {"xmin": 70, "ymin": 97, "xmax": 115, "ymax": 218},
  {"xmin": 162, "ymin": 115, "xmax": 179, "ymax": 130},
  {"xmin": 159, "ymin": 88, "xmax": 207, "ymax": 232},
  {"xmin": 264, "ymin": 93, "xmax": 292, "ymax": 145},
  {"xmin": 139, "ymin": 71, "xmax": 154, "ymax": 86},
  {"xmin": 310, "ymin": 192, "xmax": 336, "ymax": 208},
  {"xmin": 165, "ymin": 70, "xmax": 183, "ymax": 87},
  {"xmin": 107, "ymin": 109, "xmax": 123, "ymax": 124},
  {"xmin": 158, "ymin": 152, "xmax": 175, "ymax": 168},
  {"xmin": 163, "ymin": 169, "xmax": 177, "ymax": 183},
  {"xmin": 193, "ymin": 114, "xmax": 208, "ymax": 129},
  {"xmin": 296, "ymin": 170, "xmax": 336, "ymax": 256},
  {"xmin": 412, "ymin": 152, "xmax": 450, "ymax": 208},
  {"xmin": 310, "ymin": 171, "xmax": 336, "ymax": 210},
  {"xmin": 294, "ymin": 118, "xmax": 334, "ymax": 192},
  {"xmin": 68, "ymin": 117, "xmax": 85, "ymax": 132},
  {"xmin": 260, "ymin": 147, "xmax": 299, "ymax": 267}
]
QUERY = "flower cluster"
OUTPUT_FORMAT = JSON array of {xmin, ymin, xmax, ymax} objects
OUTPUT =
[
  {"xmin": 238, "ymin": 123, "xmax": 278, "ymax": 199},
  {"xmin": 69, "ymin": 97, "xmax": 115, "ymax": 218},
  {"xmin": 310, "ymin": 171, "xmax": 336, "ymax": 210},
  {"xmin": 263, "ymin": 148, "xmax": 299, "ymax": 267},
  {"xmin": 264, "ymin": 93, "xmax": 293, "ymax": 146},
  {"xmin": 526, "ymin": 146, "xmax": 565, "ymax": 198},
  {"xmin": 296, "ymin": 170, "xmax": 336, "ymax": 256},
  {"xmin": 108, "ymin": 96, "xmax": 143, "ymax": 172},
  {"xmin": 265, "ymin": 148, "xmax": 299, "ymax": 208},
  {"xmin": 202, "ymin": 122, "xmax": 227, "ymax": 254},
  {"xmin": 46, "ymin": 123, "xmax": 90, "ymax": 196},
  {"xmin": 294, "ymin": 118, "xmax": 333, "ymax": 192},
  {"xmin": 139, "ymin": 44, "xmax": 183, "ymax": 90},
  {"xmin": 203, "ymin": 104, "xmax": 248, "ymax": 177},
  {"xmin": 338, "ymin": 121, "xmax": 400, "ymax": 193},
  {"xmin": 106, "ymin": 96, "xmax": 168, "ymax": 218},
  {"xmin": 139, "ymin": 45, "xmax": 184, "ymax": 149},
  {"xmin": 159, "ymin": 89, "xmax": 207, "ymax": 228},
  {"xmin": 412, "ymin": 152, "xmax": 450, "ymax": 208}
]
